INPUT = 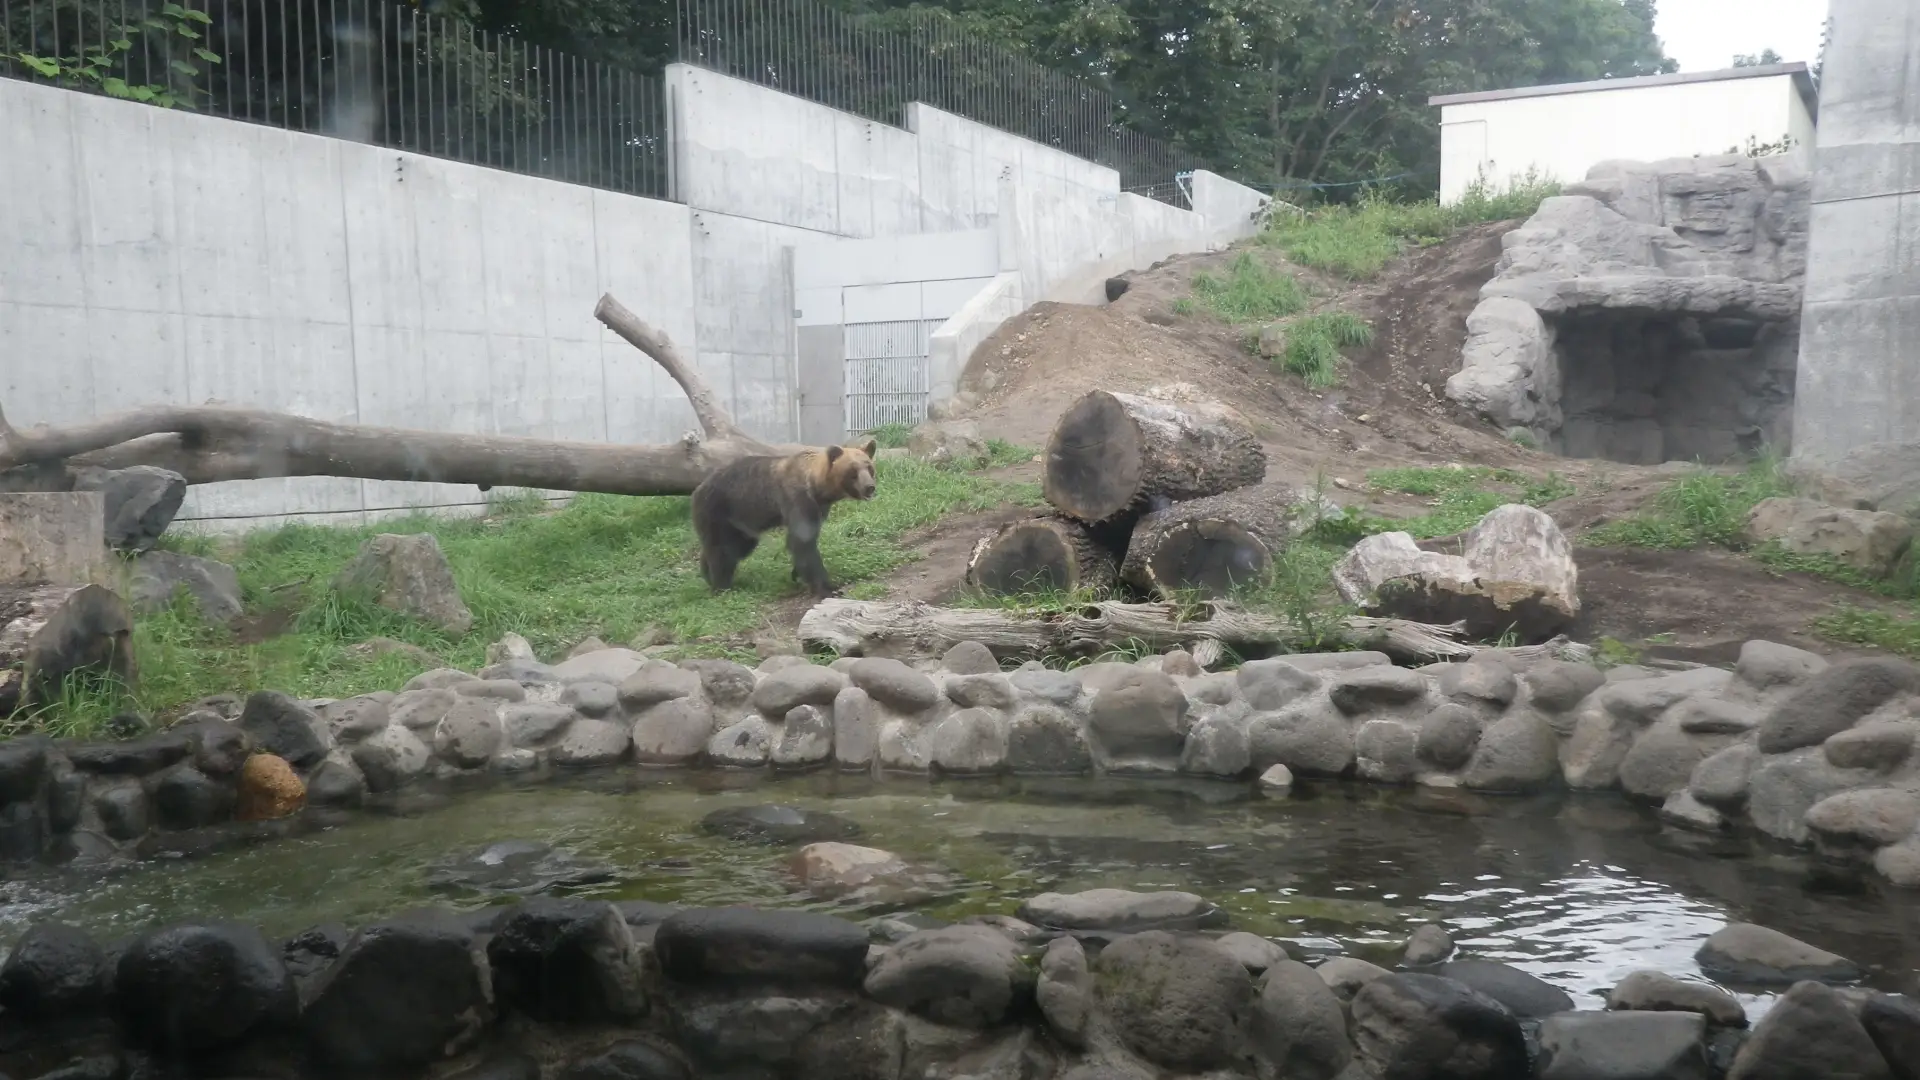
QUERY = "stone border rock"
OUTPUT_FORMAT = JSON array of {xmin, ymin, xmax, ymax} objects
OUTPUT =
[
  {"xmin": 0, "ymin": 884, "xmax": 1907, "ymax": 1080},
  {"xmin": 5, "ymin": 636, "xmax": 1920, "ymax": 891}
]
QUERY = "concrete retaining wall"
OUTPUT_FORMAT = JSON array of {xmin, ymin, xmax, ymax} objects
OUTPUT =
[
  {"xmin": 1791, "ymin": 0, "xmax": 1920, "ymax": 463},
  {"xmin": 1, "ymin": 63, "xmax": 1266, "ymax": 526}
]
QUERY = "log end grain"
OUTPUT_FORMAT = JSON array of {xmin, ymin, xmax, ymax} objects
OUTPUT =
[
  {"xmin": 1135, "ymin": 519, "xmax": 1273, "ymax": 598},
  {"xmin": 1043, "ymin": 392, "xmax": 1144, "ymax": 525},
  {"xmin": 966, "ymin": 518, "xmax": 1117, "ymax": 597}
]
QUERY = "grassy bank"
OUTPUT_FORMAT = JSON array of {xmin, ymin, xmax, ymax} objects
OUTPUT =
[
  {"xmin": 23, "ymin": 449, "xmax": 1039, "ymax": 739},
  {"xmin": 1258, "ymin": 172, "xmax": 1561, "ymax": 280},
  {"xmin": 1586, "ymin": 453, "xmax": 1920, "ymax": 658}
]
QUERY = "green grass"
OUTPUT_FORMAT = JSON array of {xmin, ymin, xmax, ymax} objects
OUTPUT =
[
  {"xmin": 1279, "ymin": 311, "xmax": 1374, "ymax": 387},
  {"xmin": 1586, "ymin": 454, "xmax": 1795, "ymax": 550},
  {"xmin": 864, "ymin": 422, "xmax": 914, "ymax": 449},
  {"xmin": 1813, "ymin": 607, "xmax": 1920, "ymax": 659},
  {"xmin": 18, "ymin": 455, "xmax": 1042, "ymax": 739},
  {"xmin": 1345, "ymin": 465, "xmax": 1576, "ymax": 539},
  {"xmin": 1185, "ymin": 251, "xmax": 1308, "ymax": 324},
  {"xmin": 1260, "ymin": 171, "xmax": 1561, "ymax": 280}
]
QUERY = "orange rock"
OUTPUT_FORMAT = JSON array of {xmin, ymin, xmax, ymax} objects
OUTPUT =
[{"xmin": 235, "ymin": 753, "xmax": 306, "ymax": 822}]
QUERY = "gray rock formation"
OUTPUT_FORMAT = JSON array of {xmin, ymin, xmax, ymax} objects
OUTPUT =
[{"xmin": 1448, "ymin": 153, "xmax": 1811, "ymax": 464}]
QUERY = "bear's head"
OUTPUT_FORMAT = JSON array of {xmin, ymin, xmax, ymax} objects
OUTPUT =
[{"xmin": 825, "ymin": 439, "xmax": 879, "ymax": 501}]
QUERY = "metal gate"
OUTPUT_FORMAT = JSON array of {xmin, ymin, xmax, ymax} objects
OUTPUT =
[{"xmin": 844, "ymin": 319, "xmax": 944, "ymax": 434}]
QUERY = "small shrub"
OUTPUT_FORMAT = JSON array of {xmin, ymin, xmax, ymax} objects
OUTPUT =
[
  {"xmin": 1814, "ymin": 607, "xmax": 1920, "ymax": 659},
  {"xmin": 1587, "ymin": 452, "xmax": 1794, "ymax": 550},
  {"xmin": 865, "ymin": 422, "xmax": 914, "ymax": 450},
  {"xmin": 1259, "ymin": 170, "xmax": 1561, "ymax": 280},
  {"xmin": 1279, "ymin": 312, "xmax": 1373, "ymax": 387},
  {"xmin": 1185, "ymin": 252, "xmax": 1308, "ymax": 324}
]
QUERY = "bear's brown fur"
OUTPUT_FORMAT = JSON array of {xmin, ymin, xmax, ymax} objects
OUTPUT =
[{"xmin": 690, "ymin": 439, "xmax": 879, "ymax": 596}]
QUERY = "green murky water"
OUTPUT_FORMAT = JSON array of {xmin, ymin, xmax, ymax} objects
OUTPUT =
[{"xmin": 3, "ymin": 772, "xmax": 1914, "ymax": 1010}]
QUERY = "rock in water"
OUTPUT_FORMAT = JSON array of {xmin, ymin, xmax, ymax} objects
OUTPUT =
[
  {"xmin": 1250, "ymin": 959, "xmax": 1352, "ymax": 1080},
  {"xmin": 699, "ymin": 805, "xmax": 861, "ymax": 846},
  {"xmin": 652, "ymin": 908, "xmax": 869, "ymax": 989},
  {"xmin": 1016, "ymin": 888, "xmax": 1226, "ymax": 932},
  {"xmin": 1745, "ymin": 497, "xmax": 1916, "ymax": 578},
  {"xmin": 1696, "ymin": 923, "xmax": 1862, "ymax": 986},
  {"xmin": 0, "ymin": 923, "xmax": 108, "ymax": 1017},
  {"xmin": 332, "ymin": 533, "xmax": 474, "ymax": 636},
  {"xmin": 424, "ymin": 841, "xmax": 619, "ymax": 897},
  {"xmin": 1607, "ymin": 970, "xmax": 1747, "ymax": 1027},
  {"xmin": 1434, "ymin": 960, "xmax": 1574, "ymax": 1017},
  {"xmin": 1537, "ymin": 1011, "xmax": 1711, "ymax": 1080},
  {"xmin": 1333, "ymin": 504, "xmax": 1579, "ymax": 642},
  {"xmin": 1728, "ymin": 980, "xmax": 1891, "ymax": 1080},
  {"xmin": 486, "ymin": 899, "xmax": 648, "ymax": 1022}
]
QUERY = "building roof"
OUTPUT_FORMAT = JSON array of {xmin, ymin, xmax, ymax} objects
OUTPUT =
[{"xmin": 1429, "ymin": 63, "xmax": 1818, "ymax": 121}]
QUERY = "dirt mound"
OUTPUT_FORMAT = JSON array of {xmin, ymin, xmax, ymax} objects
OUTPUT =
[{"xmin": 960, "ymin": 225, "xmax": 1573, "ymax": 495}]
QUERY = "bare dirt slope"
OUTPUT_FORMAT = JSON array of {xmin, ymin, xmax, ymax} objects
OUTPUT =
[{"xmin": 859, "ymin": 226, "xmax": 1904, "ymax": 661}]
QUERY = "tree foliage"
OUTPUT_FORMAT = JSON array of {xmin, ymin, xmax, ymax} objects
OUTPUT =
[
  {"xmin": 417, "ymin": 0, "xmax": 1676, "ymax": 196},
  {"xmin": 1733, "ymin": 48, "xmax": 1784, "ymax": 67}
]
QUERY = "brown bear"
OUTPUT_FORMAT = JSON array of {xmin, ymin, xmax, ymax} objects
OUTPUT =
[{"xmin": 690, "ymin": 439, "xmax": 879, "ymax": 596}]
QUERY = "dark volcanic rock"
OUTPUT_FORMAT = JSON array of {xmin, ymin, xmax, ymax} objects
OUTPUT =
[
  {"xmin": 862, "ymin": 925, "xmax": 1031, "ymax": 1028},
  {"xmin": 0, "ymin": 922, "xmax": 108, "ymax": 1018},
  {"xmin": 115, "ymin": 922, "xmax": 297, "ymax": 1054},
  {"xmin": 1094, "ymin": 930, "xmax": 1254, "ymax": 1071},
  {"xmin": 149, "ymin": 763, "xmax": 235, "ymax": 831},
  {"xmin": 558, "ymin": 1040, "xmax": 692, "ymax": 1080},
  {"xmin": 1434, "ymin": 959, "xmax": 1575, "ymax": 1017},
  {"xmin": 486, "ymin": 898, "xmax": 649, "ymax": 1022},
  {"xmin": 1758, "ymin": 658, "xmax": 1920, "ymax": 755},
  {"xmin": 63, "ymin": 731, "xmax": 192, "ymax": 776},
  {"xmin": 1697, "ymin": 923, "xmax": 1862, "ymax": 986},
  {"xmin": 0, "ymin": 735, "xmax": 50, "ymax": 803},
  {"xmin": 653, "ymin": 907, "xmax": 869, "ymax": 990},
  {"xmin": 1537, "ymin": 1010, "xmax": 1711, "ymax": 1080},
  {"xmin": 301, "ymin": 914, "xmax": 493, "ymax": 1073},
  {"xmin": 238, "ymin": 691, "xmax": 329, "ymax": 768},
  {"xmin": 1728, "ymin": 980, "xmax": 1891, "ymax": 1080}
]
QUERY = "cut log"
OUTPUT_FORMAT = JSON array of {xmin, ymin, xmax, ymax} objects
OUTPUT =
[
  {"xmin": 798, "ymin": 597, "xmax": 1592, "ymax": 666},
  {"xmin": 966, "ymin": 516, "xmax": 1118, "ymax": 596},
  {"xmin": 1119, "ymin": 481, "xmax": 1314, "ymax": 598},
  {"xmin": 0, "ymin": 295, "xmax": 804, "ymax": 497},
  {"xmin": 0, "ymin": 584, "xmax": 136, "ymax": 717},
  {"xmin": 1042, "ymin": 391, "xmax": 1266, "ymax": 525}
]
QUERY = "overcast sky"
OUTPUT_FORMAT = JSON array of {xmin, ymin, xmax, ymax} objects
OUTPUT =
[{"xmin": 1654, "ymin": 0, "xmax": 1831, "ymax": 71}]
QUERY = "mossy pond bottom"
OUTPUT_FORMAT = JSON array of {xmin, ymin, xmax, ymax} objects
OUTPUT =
[{"xmin": 3, "ymin": 772, "xmax": 1914, "ymax": 1012}]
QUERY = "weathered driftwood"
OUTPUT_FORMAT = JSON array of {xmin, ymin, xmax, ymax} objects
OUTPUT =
[
  {"xmin": 965, "ymin": 516, "xmax": 1118, "ymax": 597},
  {"xmin": 1042, "ymin": 391, "xmax": 1266, "ymax": 525},
  {"xmin": 794, "ymin": 597, "xmax": 1588, "ymax": 665},
  {"xmin": 0, "ymin": 584, "xmax": 136, "ymax": 717},
  {"xmin": 1119, "ymin": 481, "xmax": 1310, "ymax": 598},
  {"xmin": 0, "ymin": 295, "xmax": 804, "ymax": 497}
]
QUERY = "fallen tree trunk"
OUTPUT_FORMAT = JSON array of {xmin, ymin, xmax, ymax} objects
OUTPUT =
[
  {"xmin": 797, "ymin": 597, "xmax": 1593, "ymax": 666},
  {"xmin": 1042, "ymin": 391, "xmax": 1266, "ymax": 525},
  {"xmin": 1118, "ymin": 481, "xmax": 1312, "ymax": 599},
  {"xmin": 0, "ymin": 584, "xmax": 136, "ymax": 717},
  {"xmin": 0, "ymin": 296, "xmax": 804, "ymax": 496},
  {"xmin": 965, "ymin": 517, "xmax": 1117, "ymax": 597}
]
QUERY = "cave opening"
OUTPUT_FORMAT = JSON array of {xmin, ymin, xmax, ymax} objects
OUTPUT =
[{"xmin": 1546, "ymin": 311, "xmax": 1798, "ymax": 466}]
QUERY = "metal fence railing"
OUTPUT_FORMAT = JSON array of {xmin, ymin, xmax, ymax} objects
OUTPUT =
[
  {"xmin": 674, "ymin": 0, "xmax": 1205, "ymax": 206},
  {"xmin": 0, "ymin": 0, "xmax": 671, "ymax": 198},
  {"xmin": 0, "ymin": 0, "xmax": 1208, "ymax": 208}
]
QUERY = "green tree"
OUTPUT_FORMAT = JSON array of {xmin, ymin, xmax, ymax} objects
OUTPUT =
[{"xmin": 1733, "ymin": 47, "xmax": 1785, "ymax": 67}]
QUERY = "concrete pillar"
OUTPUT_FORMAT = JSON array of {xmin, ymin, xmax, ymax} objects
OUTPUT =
[{"xmin": 1791, "ymin": 0, "xmax": 1920, "ymax": 464}]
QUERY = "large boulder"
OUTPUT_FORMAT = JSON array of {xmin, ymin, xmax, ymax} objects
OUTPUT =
[
  {"xmin": 1757, "ymin": 658, "xmax": 1920, "ymax": 754},
  {"xmin": 1017, "ymin": 889, "xmax": 1225, "ymax": 933},
  {"xmin": 301, "ymin": 914, "xmax": 494, "ymax": 1073},
  {"xmin": 1333, "ymin": 505, "xmax": 1579, "ymax": 641},
  {"xmin": 1094, "ymin": 930, "xmax": 1255, "ymax": 1072},
  {"xmin": 332, "ymin": 532, "xmax": 474, "ymax": 636},
  {"xmin": 116, "ymin": 923, "xmax": 297, "ymax": 1054},
  {"xmin": 1728, "ymin": 980, "xmax": 1892, "ymax": 1080},
  {"xmin": 1537, "ymin": 1011, "xmax": 1711, "ymax": 1080},
  {"xmin": 1250, "ymin": 959, "xmax": 1352, "ymax": 1080},
  {"xmin": 1696, "ymin": 923, "xmax": 1861, "ymax": 986},
  {"xmin": 906, "ymin": 419, "xmax": 988, "ymax": 466},
  {"xmin": 1088, "ymin": 671, "xmax": 1190, "ymax": 758},
  {"xmin": 863, "ymin": 925, "xmax": 1031, "ymax": 1028},
  {"xmin": 1607, "ymin": 969, "xmax": 1747, "ymax": 1028},
  {"xmin": 1789, "ymin": 439, "xmax": 1920, "ymax": 515},
  {"xmin": 1747, "ymin": 497, "xmax": 1915, "ymax": 578},
  {"xmin": 1350, "ymin": 972, "xmax": 1530, "ymax": 1080},
  {"xmin": 71, "ymin": 465, "xmax": 187, "ymax": 552},
  {"xmin": 0, "ymin": 923, "xmax": 108, "ymax": 1018},
  {"xmin": 129, "ymin": 550, "xmax": 243, "ymax": 623},
  {"xmin": 653, "ymin": 907, "xmax": 869, "ymax": 989},
  {"xmin": 486, "ymin": 899, "xmax": 648, "ymax": 1022}
]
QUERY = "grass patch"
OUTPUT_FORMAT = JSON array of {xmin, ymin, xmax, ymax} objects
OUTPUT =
[
  {"xmin": 1261, "ymin": 171, "xmax": 1561, "ymax": 280},
  {"xmin": 1814, "ymin": 607, "xmax": 1920, "ymax": 659},
  {"xmin": 1586, "ymin": 453, "xmax": 1795, "ymax": 549},
  {"xmin": 1185, "ymin": 251, "xmax": 1308, "ymax": 324},
  {"xmin": 1348, "ymin": 466, "xmax": 1576, "ymax": 539},
  {"xmin": 1279, "ymin": 311, "xmax": 1373, "ymax": 388},
  {"xmin": 21, "ymin": 456, "xmax": 1041, "ymax": 739},
  {"xmin": 864, "ymin": 422, "xmax": 913, "ymax": 449}
]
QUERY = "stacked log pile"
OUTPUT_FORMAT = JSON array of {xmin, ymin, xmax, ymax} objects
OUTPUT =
[{"xmin": 967, "ymin": 389, "xmax": 1296, "ymax": 600}]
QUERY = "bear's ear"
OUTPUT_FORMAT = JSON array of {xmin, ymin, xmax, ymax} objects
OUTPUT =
[
  {"xmin": 858, "ymin": 439, "xmax": 877, "ymax": 458},
  {"xmin": 826, "ymin": 445, "xmax": 845, "ymax": 464}
]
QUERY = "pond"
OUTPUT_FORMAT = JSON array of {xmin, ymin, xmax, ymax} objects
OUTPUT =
[{"xmin": 3, "ymin": 771, "xmax": 1914, "ymax": 1016}]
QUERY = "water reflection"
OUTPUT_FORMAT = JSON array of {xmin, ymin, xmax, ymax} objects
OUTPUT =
[{"xmin": 2, "ymin": 772, "xmax": 1913, "ymax": 1015}]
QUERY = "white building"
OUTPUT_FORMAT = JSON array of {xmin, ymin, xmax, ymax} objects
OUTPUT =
[{"xmin": 1430, "ymin": 63, "xmax": 1819, "ymax": 204}]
